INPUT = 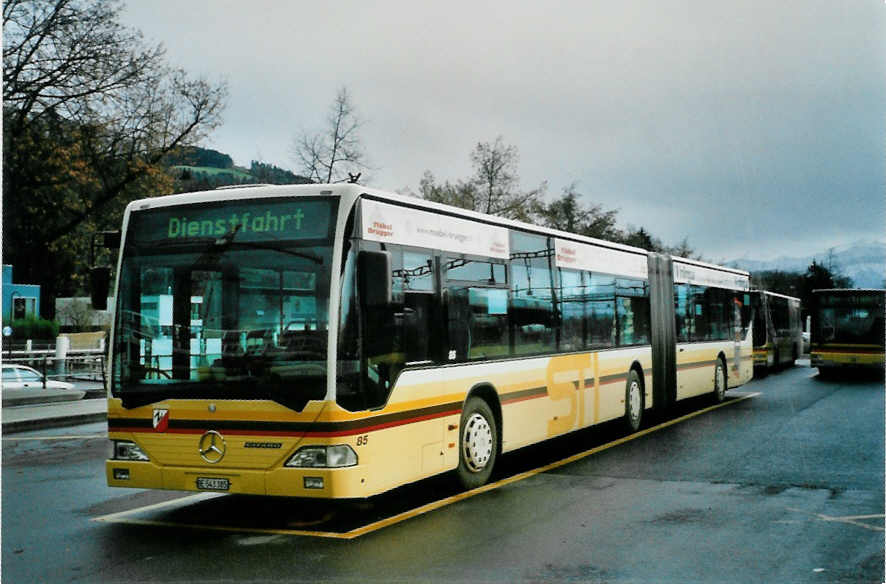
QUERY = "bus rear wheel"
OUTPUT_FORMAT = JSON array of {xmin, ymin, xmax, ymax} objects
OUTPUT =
[
  {"xmin": 624, "ymin": 369, "xmax": 644, "ymax": 433},
  {"xmin": 713, "ymin": 358, "xmax": 727, "ymax": 403},
  {"xmin": 456, "ymin": 397, "xmax": 498, "ymax": 490}
]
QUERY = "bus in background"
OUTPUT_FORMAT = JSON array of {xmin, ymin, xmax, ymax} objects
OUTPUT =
[
  {"xmin": 749, "ymin": 290, "xmax": 802, "ymax": 372},
  {"xmin": 810, "ymin": 289, "xmax": 885, "ymax": 376},
  {"xmin": 97, "ymin": 184, "xmax": 753, "ymax": 499}
]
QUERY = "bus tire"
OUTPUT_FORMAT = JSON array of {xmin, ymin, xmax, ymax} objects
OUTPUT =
[
  {"xmin": 713, "ymin": 358, "xmax": 727, "ymax": 403},
  {"xmin": 624, "ymin": 369, "xmax": 644, "ymax": 433},
  {"xmin": 456, "ymin": 397, "xmax": 498, "ymax": 490}
]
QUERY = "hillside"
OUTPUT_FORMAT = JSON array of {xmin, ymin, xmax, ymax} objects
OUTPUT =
[{"xmin": 164, "ymin": 146, "xmax": 312, "ymax": 191}]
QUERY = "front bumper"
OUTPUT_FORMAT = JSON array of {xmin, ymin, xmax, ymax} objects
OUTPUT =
[
  {"xmin": 810, "ymin": 351, "xmax": 885, "ymax": 369},
  {"xmin": 105, "ymin": 459, "xmax": 370, "ymax": 498}
]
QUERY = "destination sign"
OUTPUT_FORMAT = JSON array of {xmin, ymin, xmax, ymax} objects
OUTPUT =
[{"xmin": 129, "ymin": 198, "xmax": 334, "ymax": 244}]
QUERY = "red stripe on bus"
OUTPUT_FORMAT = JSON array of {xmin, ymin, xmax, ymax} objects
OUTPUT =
[
  {"xmin": 108, "ymin": 408, "xmax": 463, "ymax": 438},
  {"xmin": 302, "ymin": 409, "xmax": 462, "ymax": 436}
]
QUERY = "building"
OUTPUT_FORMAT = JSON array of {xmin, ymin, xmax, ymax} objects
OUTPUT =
[{"xmin": 2, "ymin": 265, "xmax": 41, "ymax": 322}]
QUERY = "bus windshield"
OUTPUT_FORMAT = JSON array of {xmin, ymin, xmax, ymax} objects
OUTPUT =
[
  {"xmin": 111, "ymin": 197, "xmax": 338, "ymax": 410},
  {"xmin": 815, "ymin": 292, "xmax": 884, "ymax": 345}
]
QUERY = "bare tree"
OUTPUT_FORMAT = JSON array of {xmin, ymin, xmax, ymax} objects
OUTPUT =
[
  {"xmin": 666, "ymin": 237, "xmax": 700, "ymax": 260},
  {"xmin": 56, "ymin": 297, "xmax": 105, "ymax": 331},
  {"xmin": 292, "ymin": 86, "xmax": 367, "ymax": 183},
  {"xmin": 418, "ymin": 137, "xmax": 544, "ymax": 221},
  {"xmin": 4, "ymin": 0, "xmax": 227, "ymax": 236},
  {"xmin": 470, "ymin": 136, "xmax": 545, "ymax": 220},
  {"xmin": 3, "ymin": 0, "xmax": 228, "ymax": 313}
]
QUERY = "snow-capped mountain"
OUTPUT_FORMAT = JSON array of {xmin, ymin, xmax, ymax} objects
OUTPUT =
[{"xmin": 727, "ymin": 240, "xmax": 886, "ymax": 289}]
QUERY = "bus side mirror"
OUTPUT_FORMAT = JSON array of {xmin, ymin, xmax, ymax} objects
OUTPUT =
[
  {"xmin": 90, "ymin": 267, "xmax": 111, "ymax": 310},
  {"xmin": 358, "ymin": 250, "xmax": 391, "ymax": 308}
]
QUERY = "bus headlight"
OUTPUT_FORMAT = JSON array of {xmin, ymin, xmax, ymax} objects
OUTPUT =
[
  {"xmin": 111, "ymin": 440, "xmax": 150, "ymax": 461},
  {"xmin": 285, "ymin": 445, "xmax": 357, "ymax": 468}
]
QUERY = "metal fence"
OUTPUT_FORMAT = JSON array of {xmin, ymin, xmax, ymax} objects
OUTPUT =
[{"xmin": 3, "ymin": 342, "xmax": 106, "ymax": 385}]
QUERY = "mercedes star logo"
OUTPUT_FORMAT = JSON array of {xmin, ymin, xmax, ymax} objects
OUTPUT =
[{"xmin": 198, "ymin": 430, "xmax": 226, "ymax": 464}]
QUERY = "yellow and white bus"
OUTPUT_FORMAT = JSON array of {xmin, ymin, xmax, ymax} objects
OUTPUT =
[
  {"xmin": 102, "ymin": 184, "xmax": 753, "ymax": 498},
  {"xmin": 750, "ymin": 290, "xmax": 802, "ymax": 371},
  {"xmin": 810, "ymin": 288, "xmax": 885, "ymax": 374}
]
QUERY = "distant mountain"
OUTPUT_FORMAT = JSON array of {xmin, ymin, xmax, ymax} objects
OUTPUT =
[{"xmin": 727, "ymin": 240, "xmax": 886, "ymax": 289}]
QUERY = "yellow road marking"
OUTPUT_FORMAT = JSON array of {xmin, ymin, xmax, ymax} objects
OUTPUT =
[{"xmin": 91, "ymin": 392, "xmax": 760, "ymax": 539}]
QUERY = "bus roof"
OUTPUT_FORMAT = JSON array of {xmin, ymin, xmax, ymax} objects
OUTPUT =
[{"xmin": 124, "ymin": 183, "xmax": 749, "ymax": 278}]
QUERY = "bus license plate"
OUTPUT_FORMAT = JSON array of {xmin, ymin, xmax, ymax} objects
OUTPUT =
[{"xmin": 196, "ymin": 477, "xmax": 230, "ymax": 491}]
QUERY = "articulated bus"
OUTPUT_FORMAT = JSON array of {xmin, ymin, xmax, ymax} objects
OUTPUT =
[
  {"xmin": 749, "ymin": 290, "xmax": 801, "ymax": 371},
  {"xmin": 102, "ymin": 184, "xmax": 753, "ymax": 498},
  {"xmin": 810, "ymin": 289, "xmax": 885, "ymax": 374}
]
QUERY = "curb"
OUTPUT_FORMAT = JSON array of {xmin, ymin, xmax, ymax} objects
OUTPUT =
[
  {"xmin": 2, "ymin": 392, "xmax": 87, "ymax": 408},
  {"xmin": 2, "ymin": 412, "xmax": 108, "ymax": 435}
]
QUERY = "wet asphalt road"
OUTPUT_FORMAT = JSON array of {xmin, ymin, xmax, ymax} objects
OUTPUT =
[{"xmin": 2, "ymin": 363, "xmax": 883, "ymax": 583}]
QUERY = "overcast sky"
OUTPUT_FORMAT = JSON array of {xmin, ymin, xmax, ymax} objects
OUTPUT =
[{"xmin": 121, "ymin": 0, "xmax": 885, "ymax": 262}]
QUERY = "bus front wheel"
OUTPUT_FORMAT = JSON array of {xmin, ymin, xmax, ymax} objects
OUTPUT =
[{"xmin": 456, "ymin": 397, "xmax": 498, "ymax": 490}]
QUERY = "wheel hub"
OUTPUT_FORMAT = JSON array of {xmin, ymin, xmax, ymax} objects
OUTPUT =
[
  {"xmin": 463, "ymin": 413, "xmax": 493, "ymax": 472},
  {"xmin": 628, "ymin": 380, "xmax": 641, "ymax": 422}
]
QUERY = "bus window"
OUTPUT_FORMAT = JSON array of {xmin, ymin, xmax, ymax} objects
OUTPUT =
[
  {"xmin": 446, "ymin": 287, "xmax": 509, "ymax": 360},
  {"xmin": 393, "ymin": 251, "xmax": 434, "ymax": 296},
  {"xmin": 588, "ymin": 273, "xmax": 616, "ymax": 348},
  {"xmin": 444, "ymin": 256, "xmax": 509, "ymax": 361},
  {"xmin": 616, "ymin": 278, "xmax": 650, "ymax": 346},
  {"xmin": 690, "ymin": 285, "xmax": 710, "ymax": 340},
  {"xmin": 446, "ymin": 258, "xmax": 505, "ymax": 284},
  {"xmin": 510, "ymin": 232, "xmax": 555, "ymax": 355},
  {"xmin": 558, "ymin": 268, "xmax": 586, "ymax": 351},
  {"xmin": 674, "ymin": 283, "xmax": 692, "ymax": 342}
]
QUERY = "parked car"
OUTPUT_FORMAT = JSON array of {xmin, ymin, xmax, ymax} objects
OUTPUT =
[{"xmin": 1, "ymin": 364, "xmax": 75, "ymax": 390}]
